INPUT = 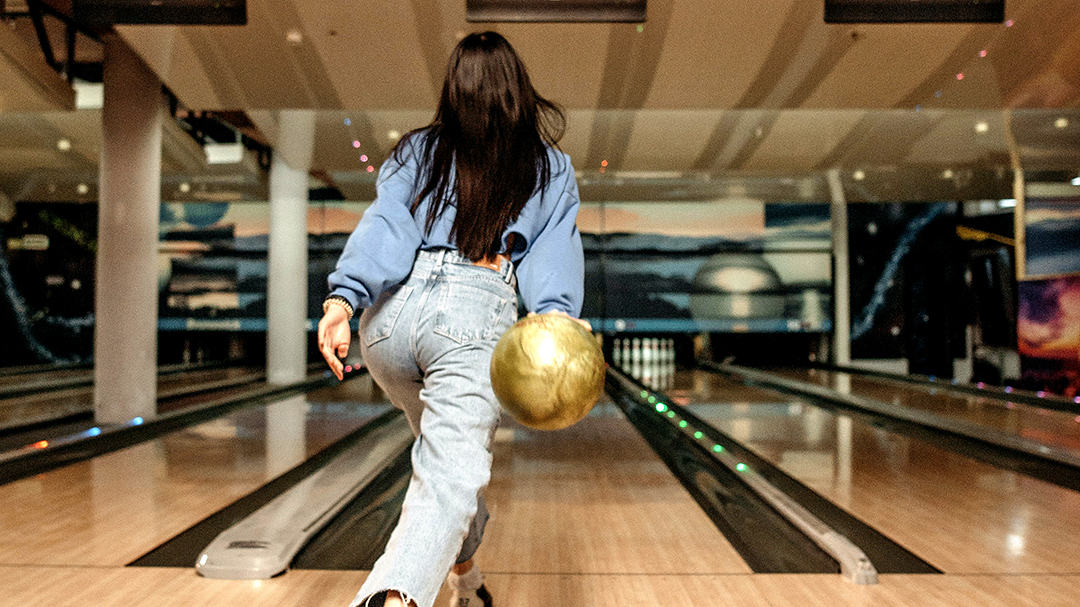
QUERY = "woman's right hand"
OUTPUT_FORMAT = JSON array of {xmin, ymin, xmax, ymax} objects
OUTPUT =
[
  {"xmin": 528, "ymin": 309, "xmax": 593, "ymax": 332},
  {"xmin": 318, "ymin": 305, "xmax": 353, "ymax": 380}
]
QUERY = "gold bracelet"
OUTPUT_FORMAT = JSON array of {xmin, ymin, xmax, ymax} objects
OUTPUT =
[{"xmin": 323, "ymin": 296, "xmax": 354, "ymax": 320}]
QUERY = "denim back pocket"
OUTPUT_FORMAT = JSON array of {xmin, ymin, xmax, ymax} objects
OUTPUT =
[
  {"xmin": 433, "ymin": 278, "xmax": 515, "ymax": 344},
  {"xmin": 360, "ymin": 284, "xmax": 413, "ymax": 347}
]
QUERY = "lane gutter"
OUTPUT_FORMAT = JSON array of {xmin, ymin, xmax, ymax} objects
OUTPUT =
[{"xmin": 606, "ymin": 367, "xmax": 855, "ymax": 580}]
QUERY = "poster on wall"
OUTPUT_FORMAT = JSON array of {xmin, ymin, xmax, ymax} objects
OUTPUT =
[
  {"xmin": 1, "ymin": 202, "xmax": 97, "ymax": 364},
  {"xmin": 1018, "ymin": 275, "xmax": 1080, "ymax": 398},
  {"xmin": 578, "ymin": 201, "xmax": 833, "ymax": 333},
  {"xmin": 846, "ymin": 202, "xmax": 963, "ymax": 365},
  {"xmin": 1023, "ymin": 194, "xmax": 1080, "ymax": 279}
]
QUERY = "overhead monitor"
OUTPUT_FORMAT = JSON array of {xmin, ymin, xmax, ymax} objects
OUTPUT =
[
  {"xmin": 467, "ymin": 0, "xmax": 646, "ymax": 23},
  {"xmin": 824, "ymin": 0, "xmax": 1004, "ymax": 23},
  {"xmin": 73, "ymin": 0, "xmax": 247, "ymax": 25}
]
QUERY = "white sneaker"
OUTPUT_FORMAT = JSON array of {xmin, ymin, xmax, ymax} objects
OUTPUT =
[{"xmin": 447, "ymin": 566, "xmax": 493, "ymax": 607}]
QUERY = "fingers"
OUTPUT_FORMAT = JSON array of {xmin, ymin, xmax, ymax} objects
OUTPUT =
[
  {"xmin": 319, "ymin": 339, "xmax": 343, "ymax": 381},
  {"xmin": 537, "ymin": 309, "xmax": 592, "ymax": 332},
  {"xmin": 317, "ymin": 315, "xmax": 350, "ymax": 381}
]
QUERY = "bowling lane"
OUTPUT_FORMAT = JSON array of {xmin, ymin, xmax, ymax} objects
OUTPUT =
[
  {"xmin": 473, "ymin": 400, "xmax": 751, "ymax": 576},
  {"xmin": 0, "ymin": 366, "xmax": 91, "ymax": 391},
  {"xmin": 677, "ymin": 370, "xmax": 1080, "ymax": 574},
  {"xmin": 0, "ymin": 365, "xmax": 265, "ymax": 431},
  {"xmin": 0, "ymin": 374, "xmax": 390, "ymax": 568},
  {"xmin": 767, "ymin": 367, "xmax": 1080, "ymax": 453}
]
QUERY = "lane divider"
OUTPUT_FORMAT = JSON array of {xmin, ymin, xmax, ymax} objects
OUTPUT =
[
  {"xmin": 0, "ymin": 366, "xmax": 368, "ymax": 485},
  {"xmin": 608, "ymin": 366, "xmax": 878, "ymax": 585},
  {"xmin": 196, "ymin": 413, "xmax": 414, "ymax": 579},
  {"xmin": 708, "ymin": 361, "xmax": 1080, "ymax": 470}
]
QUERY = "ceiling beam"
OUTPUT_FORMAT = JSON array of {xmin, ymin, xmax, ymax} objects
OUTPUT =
[{"xmin": 584, "ymin": 0, "xmax": 674, "ymax": 171}]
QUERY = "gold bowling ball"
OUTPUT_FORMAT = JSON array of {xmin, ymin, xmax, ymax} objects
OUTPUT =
[{"xmin": 490, "ymin": 314, "xmax": 606, "ymax": 431}]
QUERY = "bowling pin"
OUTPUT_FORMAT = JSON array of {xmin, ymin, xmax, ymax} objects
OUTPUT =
[{"xmin": 631, "ymin": 338, "xmax": 642, "ymax": 379}]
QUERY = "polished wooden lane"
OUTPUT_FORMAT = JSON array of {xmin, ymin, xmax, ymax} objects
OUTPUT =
[
  {"xmin": 474, "ymin": 401, "xmax": 750, "ymax": 576},
  {"xmin": 679, "ymin": 370, "xmax": 1080, "ymax": 575},
  {"xmin": 771, "ymin": 367, "xmax": 1080, "ymax": 453},
  {"xmin": 6, "ymin": 372, "xmax": 1080, "ymax": 605},
  {"xmin": 3, "ymin": 565, "xmax": 1078, "ymax": 605},
  {"xmin": 0, "ymin": 375, "xmax": 389, "ymax": 567}
]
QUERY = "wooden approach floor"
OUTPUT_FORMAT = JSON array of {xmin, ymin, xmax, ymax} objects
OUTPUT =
[{"xmin": 1, "ymin": 375, "xmax": 1078, "ymax": 606}]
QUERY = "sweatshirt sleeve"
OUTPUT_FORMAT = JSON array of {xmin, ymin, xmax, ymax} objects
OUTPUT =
[
  {"xmin": 515, "ymin": 164, "xmax": 585, "ymax": 317},
  {"xmin": 326, "ymin": 145, "xmax": 423, "ymax": 310}
]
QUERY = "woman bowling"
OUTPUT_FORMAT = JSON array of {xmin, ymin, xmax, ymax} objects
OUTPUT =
[{"xmin": 317, "ymin": 32, "xmax": 587, "ymax": 607}]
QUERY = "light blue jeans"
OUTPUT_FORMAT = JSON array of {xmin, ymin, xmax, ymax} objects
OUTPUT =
[{"xmin": 350, "ymin": 249, "xmax": 518, "ymax": 607}]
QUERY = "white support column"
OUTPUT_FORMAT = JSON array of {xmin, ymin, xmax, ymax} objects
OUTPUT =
[
  {"xmin": 828, "ymin": 168, "xmax": 851, "ymax": 366},
  {"xmin": 94, "ymin": 34, "xmax": 163, "ymax": 424},
  {"xmin": 267, "ymin": 110, "xmax": 315, "ymax": 385}
]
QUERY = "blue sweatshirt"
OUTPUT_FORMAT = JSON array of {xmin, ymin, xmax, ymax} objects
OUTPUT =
[{"xmin": 327, "ymin": 135, "xmax": 584, "ymax": 317}]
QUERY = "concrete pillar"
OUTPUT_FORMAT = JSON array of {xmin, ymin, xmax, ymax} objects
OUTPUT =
[
  {"xmin": 94, "ymin": 34, "xmax": 163, "ymax": 424},
  {"xmin": 267, "ymin": 110, "xmax": 315, "ymax": 385},
  {"xmin": 828, "ymin": 168, "xmax": 851, "ymax": 366}
]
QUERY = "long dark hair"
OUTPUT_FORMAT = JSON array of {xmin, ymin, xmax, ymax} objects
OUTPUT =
[{"xmin": 393, "ymin": 31, "xmax": 566, "ymax": 262}]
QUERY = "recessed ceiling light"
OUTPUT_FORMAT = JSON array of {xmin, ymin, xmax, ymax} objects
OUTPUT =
[
  {"xmin": 853, "ymin": 170, "xmax": 865, "ymax": 181},
  {"xmin": 387, "ymin": 130, "xmax": 401, "ymax": 141},
  {"xmin": 942, "ymin": 169, "xmax": 954, "ymax": 179},
  {"xmin": 179, "ymin": 182, "xmax": 191, "ymax": 193},
  {"xmin": 286, "ymin": 29, "xmax": 303, "ymax": 45},
  {"xmin": 1054, "ymin": 117, "xmax": 1069, "ymax": 129},
  {"xmin": 56, "ymin": 139, "xmax": 71, "ymax": 151},
  {"xmin": 975, "ymin": 121, "xmax": 989, "ymax": 133},
  {"xmin": 77, "ymin": 183, "xmax": 89, "ymax": 195}
]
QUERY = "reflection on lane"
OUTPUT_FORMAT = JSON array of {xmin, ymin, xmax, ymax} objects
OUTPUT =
[
  {"xmin": 0, "ymin": 365, "xmax": 266, "ymax": 431},
  {"xmin": 670, "ymin": 369, "xmax": 1080, "ymax": 575},
  {"xmin": 477, "ymin": 409, "xmax": 753, "ymax": 576},
  {"xmin": 772, "ymin": 367, "xmax": 1080, "ymax": 453},
  {"xmin": 0, "ymin": 374, "xmax": 391, "ymax": 568}
]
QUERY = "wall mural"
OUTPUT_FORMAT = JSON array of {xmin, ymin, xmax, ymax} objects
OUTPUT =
[
  {"xmin": 579, "ymin": 201, "xmax": 833, "ymax": 333},
  {"xmin": 157, "ymin": 201, "xmax": 369, "ymax": 330},
  {"xmin": 154, "ymin": 198, "xmax": 835, "ymax": 335},
  {"xmin": 3, "ymin": 198, "xmax": 833, "ymax": 365}
]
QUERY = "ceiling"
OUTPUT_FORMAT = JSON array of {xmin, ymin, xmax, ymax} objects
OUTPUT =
[{"xmin": 1, "ymin": 0, "xmax": 1079, "ymax": 205}]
